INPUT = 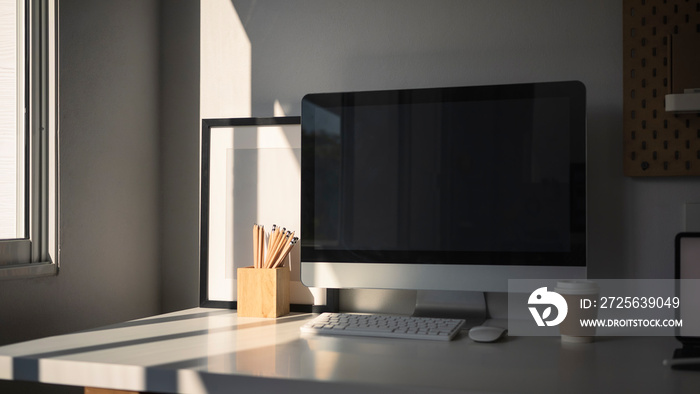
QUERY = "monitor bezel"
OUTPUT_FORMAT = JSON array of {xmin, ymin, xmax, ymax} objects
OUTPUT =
[{"xmin": 300, "ymin": 81, "xmax": 587, "ymax": 290}]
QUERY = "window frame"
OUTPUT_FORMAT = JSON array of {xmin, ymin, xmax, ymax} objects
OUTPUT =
[{"xmin": 0, "ymin": 0, "xmax": 58, "ymax": 279}]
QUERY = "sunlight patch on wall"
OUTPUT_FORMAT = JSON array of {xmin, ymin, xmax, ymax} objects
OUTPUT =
[
  {"xmin": 273, "ymin": 99, "xmax": 288, "ymax": 117},
  {"xmin": 201, "ymin": 0, "xmax": 251, "ymax": 118}
]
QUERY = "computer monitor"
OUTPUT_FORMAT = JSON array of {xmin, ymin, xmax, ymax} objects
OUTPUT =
[{"xmin": 300, "ymin": 81, "xmax": 586, "ymax": 319}]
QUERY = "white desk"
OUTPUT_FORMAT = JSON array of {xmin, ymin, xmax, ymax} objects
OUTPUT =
[{"xmin": 0, "ymin": 308, "xmax": 698, "ymax": 393}]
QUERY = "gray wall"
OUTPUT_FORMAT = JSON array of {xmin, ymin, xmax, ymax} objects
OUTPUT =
[
  {"xmin": 0, "ymin": 0, "xmax": 162, "ymax": 391},
  {"xmin": 0, "ymin": 0, "xmax": 162, "ymax": 349},
  {"xmin": 159, "ymin": 1, "xmax": 201, "ymax": 313},
  {"xmin": 223, "ymin": 0, "xmax": 700, "ymax": 310},
  {"xmin": 162, "ymin": 0, "xmax": 696, "ymax": 314},
  {"xmin": 0, "ymin": 0, "xmax": 161, "ymax": 346}
]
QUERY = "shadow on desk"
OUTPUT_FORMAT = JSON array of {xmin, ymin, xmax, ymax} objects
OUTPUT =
[
  {"xmin": 79, "ymin": 310, "xmax": 233, "ymax": 333},
  {"xmin": 3, "ymin": 309, "xmax": 700, "ymax": 394}
]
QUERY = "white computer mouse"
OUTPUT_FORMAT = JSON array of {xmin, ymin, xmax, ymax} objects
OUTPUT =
[{"xmin": 468, "ymin": 326, "xmax": 507, "ymax": 343}]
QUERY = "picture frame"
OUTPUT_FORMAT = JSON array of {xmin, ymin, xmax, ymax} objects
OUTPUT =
[{"xmin": 200, "ymin": 117, "xmax": 338, "ymax": 312}]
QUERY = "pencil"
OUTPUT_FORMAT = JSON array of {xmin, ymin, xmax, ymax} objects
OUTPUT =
[
  {"xmin": 275, "ymin": 232, "xmax": 295, "ymax": 267},
  {"xmin": 253, "ymin": 224, "xmax": 259, "ymax": 269},
  {"xmin": 257, "ymin": 224, "xmax": 261, "ymax": 268},
  {"xmin": 276, "ymin": 228, "xmax": 286, "ymax": 251},
  {"xmin": 270, "ymin": 226, "xmax": 281, "ymax": 253},
  {"xmin": 271, "ymin": 229, "xmax": 286, "ymax": 267},
  {"xmin": 258, "ymin": 225, "xmax": 265, "ymax": 268},
  {"xmin": 266, "ymin": 231, "xmax": 289, "ymax": 268},
  {"xmin": 256, "ymin": 224, "xmax": 262, "ymax": 268},
  {"xmin": 278, "ymin": 231, "xmax": 295, "ymax": 265},
  {"xmin": 270, "ymin": 225, "xmax": 277, "ymax": 248},
  {"xmin": 272, "ymin": 236, "xmax": 298, "ymax": 268}
]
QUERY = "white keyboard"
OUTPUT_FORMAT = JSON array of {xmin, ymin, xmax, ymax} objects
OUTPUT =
[{"xmin": 300, "ymin": 312, "xmax": 465, "ymax": 341}]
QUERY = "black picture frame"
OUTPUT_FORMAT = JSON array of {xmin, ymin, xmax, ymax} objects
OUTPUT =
[{"xmin": 200, "ymin": 117, "xmax": 338, "ymax": 312}]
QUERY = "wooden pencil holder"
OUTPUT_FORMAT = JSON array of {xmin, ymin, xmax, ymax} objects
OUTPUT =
[{"xmin": 237, "ymin": 266, "xmax": 290, "ymax": 318}]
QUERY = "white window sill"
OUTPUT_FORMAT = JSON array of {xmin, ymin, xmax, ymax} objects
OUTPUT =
[{"xmin": 0, "ymin": 262, "xmax": 57, "ymax": 280}]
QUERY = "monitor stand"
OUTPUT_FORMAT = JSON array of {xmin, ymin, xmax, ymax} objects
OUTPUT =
[{"xmin": 413, "ymin": 290, "xmax": 487, "ymax": 328}]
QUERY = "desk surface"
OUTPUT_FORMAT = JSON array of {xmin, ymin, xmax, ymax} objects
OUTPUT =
[{"xmin": 0, "ymin": 308, "xmax": 698, "ymax": 393}]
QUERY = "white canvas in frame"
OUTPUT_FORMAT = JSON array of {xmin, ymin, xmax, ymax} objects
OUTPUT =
[{"xmin": 206, "ymin": 122, "xmax": 326, "ymax": 306}]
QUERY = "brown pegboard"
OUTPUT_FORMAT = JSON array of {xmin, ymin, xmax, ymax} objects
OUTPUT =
[{"xmin": 623, "ymin": 0, "xmax": 700, "ymax": 176}]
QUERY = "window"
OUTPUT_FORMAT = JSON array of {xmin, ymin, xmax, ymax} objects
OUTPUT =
[{"xmin": 0, "ymin": 0, "xmax": 57, "ymax": 278}]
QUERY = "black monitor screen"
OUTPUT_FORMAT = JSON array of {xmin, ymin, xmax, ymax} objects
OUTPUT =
[{"xmin": 301, "ymin": 81, "xmax": 586, "ymax": 267}]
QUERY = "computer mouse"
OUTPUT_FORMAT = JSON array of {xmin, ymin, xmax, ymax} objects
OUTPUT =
[{"xmin": 468, "ymin": 326, "xmax": 507, "ymax": 343}]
